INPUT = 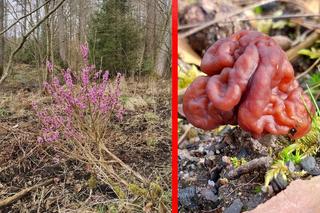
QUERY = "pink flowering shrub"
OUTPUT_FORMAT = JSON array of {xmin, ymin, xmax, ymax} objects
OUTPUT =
[
  {"xmin": 33, "ymin": 43, "xmax": 124, "ymax": 145},
  {"xmin": 32, "ymin": 44, "xmax": 148, "ymax": 199}
]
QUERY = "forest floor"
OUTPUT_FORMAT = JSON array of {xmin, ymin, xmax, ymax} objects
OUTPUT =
[
  {"xmin": 178, "ymin": 0, "xmax": 320, "ymax": 212},
  {"xmin": 0, "ymin": 65, "xmax": 171, "ymax": 212}
]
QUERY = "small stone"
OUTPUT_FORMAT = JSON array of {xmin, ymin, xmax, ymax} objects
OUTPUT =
[
  {"xmin": 190, "ymin": 137, "xmax": 200, "ymax": 143},
  {"xmin": 300, "ymin": 156, "xmax": 316, "ymax": 173},
  {"xmin": 261, "ymin": 185, "xmax": 273, "ymax": 195},
  {"xmin": 179, "ymin": 187, "xmax": 198, "ymax": 210},
  {"xmin": 309, "ymin": 167, "xmax": 320, "ymax": 176},
  {"xmin": 201, "ymin": 134, "xmax": 212, "ymax": 142},
  {"xmin": 208, "ymin": 180, "xmax": 215, "ymax": 187},
  {"xmin": 74, "ymin": 183, "xmax": 82, "ymax": 193},
  {"xmin": 274, "ymin": 174, "xmax": 288, "ymax": 190},
  {"xmin": 295, "ymin": 164, "xmax": 302, "ymax": 171},
  {"xmin": 207, "ymin": 151, "xmax": 215, "ymax": 158},
  {"xmin": 272, "ymin": 35, "xmax": 292, "ymax": 50},
  {"xmin": 198, "ymin": 146, "xmax": 205, "ymax": 153},
  {"xmin": 224, "ymin": 199, "xmax": 243, "ymax": 213},
  {"xmin": 216, "ymin": 150, "xmax": 220, "ymax": 154},
  {"xmin": 189, "ymin": 164, "xmax": 196, "ymax": 170},
  {"xmin": 218, "ymin": 178, "xmax": 229, "ymax": 185},
  {"xmin": 237, "ymin": 148, "xmax": 249, "ymax": 158},
  {"xmin": 222, "ymin": 156, "xmax": 232, "ymax": 166},
  {"xmin": 200, "ymin": 188, "xmax": 218, "ymax": 203},
  {"xmin": 286, "ymin": 161, "xmax": 295, "ymax": 172},
  {"xmin": 204, "ymin": 158, "xmax": 214, "ymax": 169},
  {"xmin": 261, "ymin": 186, "xmax": 268, "ymax": 193},
  {"xmin": 198, "ymin": 158, "xmax": 205, "ymax": 165},
  {"xmin": 270, "ymin": 181, "xmax": 280, "ymax": 193}
]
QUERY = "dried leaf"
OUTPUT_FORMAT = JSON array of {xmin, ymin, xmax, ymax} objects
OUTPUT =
[{"xmin": 178, "ymin": 38, "xmax": 201, "ymax": 66}]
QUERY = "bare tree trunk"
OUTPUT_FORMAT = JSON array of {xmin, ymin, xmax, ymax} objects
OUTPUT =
[
  {"xmin": 36, "ymin": 0, "xmax": 40, "ymax": 39},
  {"xmin": 44, "ymin": 1, "xmax": 53, "ymax": 82},
  {"xmin": 142, "ymin": 0, "xmax": 156, "ymax": 72},
  {"xmin": 23, "ymin": 0, "xmax": 27, "ymax": 34},
  {"xmin": 58, "ymin": 4, "xmax": 67, "ymax": 65},
  {"xmin": 0, "ymin": 0, "xmax": 4, "ymax": 77},
  {"xmin": 155, "ymin": 6, "xmax": 171, "ymax": 77}
]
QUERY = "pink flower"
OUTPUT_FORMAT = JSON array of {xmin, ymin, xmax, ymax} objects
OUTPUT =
[
  {"xmin": 63, "ymin": 69, "xmax": 73, "ymax": 88},
  {"xmin": 81, "ymin": 67, "xmax": 90, "ymax": 86},
  {"xmin": 34, "ymin": 44, "xmax": 124, "ymax": 144}
]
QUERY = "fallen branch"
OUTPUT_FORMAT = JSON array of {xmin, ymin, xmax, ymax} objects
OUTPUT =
[
  {"xmin": 286, "ymin": 31, "xmax": 320, "ymax": 62},
  {"xmin": 0, "ymin": 178, "xmax": 55, "ymax": 208},
  {"xmin": 178, "ymin": 124, "xmax": 192, "ymax": 146},
  {"xmin": 101, "ymin": 144, "xmax": 147, "ymax": 184},
  {"xmin": 296, "ymin": 57, "xmax": 320, "ymax": 80},
  {"xmin": 226, "ymin": 156, "xmax": 272, "ymax": 179}
]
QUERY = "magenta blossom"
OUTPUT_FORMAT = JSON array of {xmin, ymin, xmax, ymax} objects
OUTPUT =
[{"xmin": 34, "ymin": 44, "xmax": 124, "ymax": 143}]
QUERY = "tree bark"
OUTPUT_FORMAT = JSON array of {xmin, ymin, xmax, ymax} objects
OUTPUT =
[
  {"xmin": 0, "ymin": 0, "xmax": 4, "ymax": 77},
  {"xmin": 142, "ymin": 0, "xmax": 156, "ymax": 72},
  {"xmin": 58, "ymin": 4, "xmax": 67, "ymax": 64},
  {"xmin": 155, "ymin": 4, "xmax": 171, "ymax": 77}
]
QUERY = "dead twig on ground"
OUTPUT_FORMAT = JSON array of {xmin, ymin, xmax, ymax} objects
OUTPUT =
[
  {"xmin": 178, "ymin": 124, "xmax": 192, "ymax": 146},
  {"xmin": 225, "ymin": 175, "xmax": 259, "ymax": 198},
  {"xmin": 286, "ymin": 31, "xmax": 320, "ymax": 61},
  {"xmin": 226, "ymin": 156, "xmax": 273, "ymax": 179},
  {"xmin": 296, "ymin": 57, "xmax": 320, "ymax": 80},
  {"xmin": 0, "ymin": 178, "xmax": 55, "ymax": 208}
]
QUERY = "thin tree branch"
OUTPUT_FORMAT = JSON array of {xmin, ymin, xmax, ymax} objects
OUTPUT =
[
  {"xmin": 0, "ymin": 0, "xmax": 51, "ymax": 36},
  {"xmin": 296, "ymin": 57, "xmax": 320, "ymax": 80},
  {"xmin": 0, "ymin": 0, "xmax": 67, "ymax": 84},
  {"xmin": 226, "ymin": 156, "xmax": 272, "ymax": 179}
]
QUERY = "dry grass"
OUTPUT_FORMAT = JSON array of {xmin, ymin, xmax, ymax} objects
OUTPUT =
[{"xmin": 0, "ymin": 66, "xmax": 171, "ymax": 212}]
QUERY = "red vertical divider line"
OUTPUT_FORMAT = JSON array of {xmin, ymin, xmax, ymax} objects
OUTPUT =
[{"xmin": 171, "ymin": 0, "xmax": 178, "ymax": 212}]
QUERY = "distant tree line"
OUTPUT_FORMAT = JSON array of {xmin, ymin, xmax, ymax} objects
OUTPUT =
[{"xmin": 0, "ymin": 0, "xmax": 171, "ymax": 84}]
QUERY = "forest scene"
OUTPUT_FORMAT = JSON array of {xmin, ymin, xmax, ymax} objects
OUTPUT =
[
  {"xmin": 178, "ymin": 0, "xmax": 320, "ymax": 212},
  {"xmin": 0, "ymin": 0, "xmax": 171, "ymax": 212}
]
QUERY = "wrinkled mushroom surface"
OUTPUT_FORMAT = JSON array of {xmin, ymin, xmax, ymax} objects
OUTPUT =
[{"xmin": 183, "ymin": 30, "xmax": 314, "ymax": 139}]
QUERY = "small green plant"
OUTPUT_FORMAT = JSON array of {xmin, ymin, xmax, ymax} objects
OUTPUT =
[
  {"xmin": 298, "ymin": 47, "xmax": 320, "ymax": 59},
  {"xmin": 308, "ymin": 71, "xmax": 320, "ymax": 86},
  {"xmin": 278, "ymin": 144, "xmax": 302, "ymax": 164},
  {"xmin": 0, "ymin": 108, "xmax": 9, "ymax": 117},
  {"xmin": 253, "ymin": 185, "xmax": 262, "ymax": 193},
  {"xmin": 230, "ymin": 157, "xmax": 247, "ymax": 168},
  {"xmin": 265, "ymin": 160, "xmax": 289, "ymax": 187}
]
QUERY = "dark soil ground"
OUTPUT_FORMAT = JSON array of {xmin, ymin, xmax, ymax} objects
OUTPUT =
[
  {"xmin": 0, "ymin": 65, "xmax": 171, "ymax": 212},
  {"xmin": 178, "ymin": 126, "xmax": 320, "ymax": 212}
]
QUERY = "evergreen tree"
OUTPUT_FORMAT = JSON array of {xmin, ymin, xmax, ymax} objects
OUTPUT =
[{"xmin": 88, "ymin": 0, "xmax": 142, "ymax": 76}]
